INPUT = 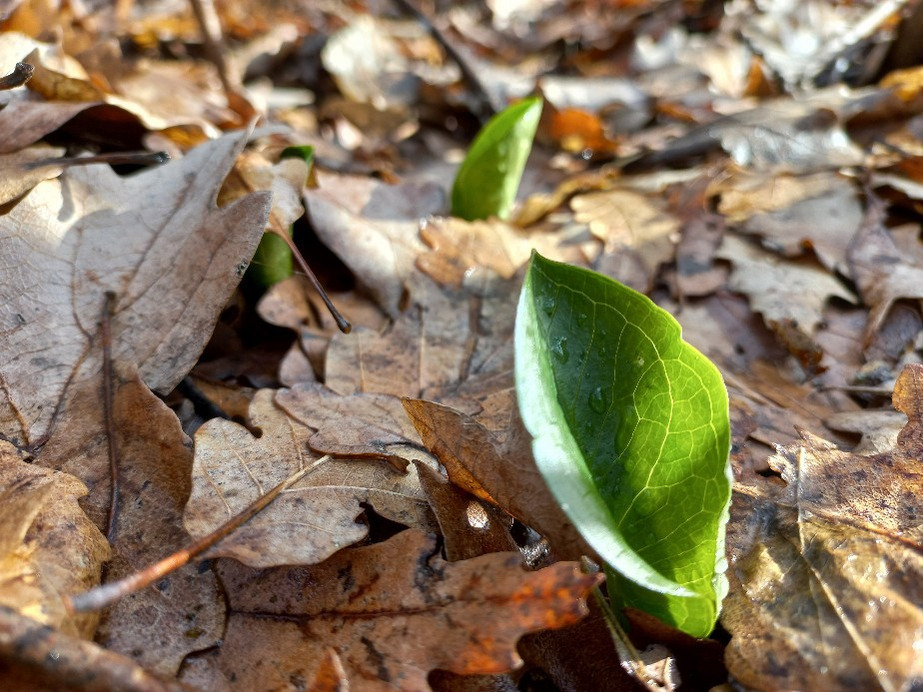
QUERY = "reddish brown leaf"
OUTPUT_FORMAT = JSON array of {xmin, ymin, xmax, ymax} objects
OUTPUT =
[{"xmin": 186, "ymin": 530, "xmax": 602, "ymax": 690}]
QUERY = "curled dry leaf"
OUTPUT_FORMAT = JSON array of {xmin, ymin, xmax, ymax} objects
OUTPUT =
[
  {"xmin": 0, "ymin": 441, "xmax": 109, "ymax": 639},
  {"xmin": 0, "ymin": 605, "xmax": 186, "ymax": 692},
  {"xmin": 275, "ymin": 382, "xmax": 428, "ymax": 470},
  {"xmin": 722, "ymin": 363, "xmax": 923, "ymax": 691},
  {"xmin": 404, "ymin": 399, "xmax": 592, "ymax": 562},
  {"xmin": 847, "ymin": 194, "xmax": 923, "ymax": 345},
  {"xmin": 0, "ymin": 129, "xmax": 271, "ymax": 446},
  {"xmin": 184, "ymin": 389, "xmax": 437, "ymax": 567},
  {"xmin": 38, "ymin": 372, "xmax": 224, "ymax": 675},
  {"xmin": 183, "ymin": 529, "xmax": 603, "ymax": 690}
]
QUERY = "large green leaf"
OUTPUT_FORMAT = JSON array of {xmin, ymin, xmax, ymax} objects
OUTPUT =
[
  {"xmin": 451, "ymin": 97, "xmax": 542, "ymax": 221},
  {"xmin": 514, "ymin": 252, "xmax": 732, "ymax": 637}
]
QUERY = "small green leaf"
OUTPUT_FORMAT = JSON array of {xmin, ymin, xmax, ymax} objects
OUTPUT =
[
  {"xmin": 451, "ymin": 97, "xmax": 542, "ymax": 221},
  {"xmin": 514, "ymin": 252, "xmax": 732, "ymax": 637},
  {"xmin": 249, "ymin": 146, "xmax": 315, "ymax": 290}
]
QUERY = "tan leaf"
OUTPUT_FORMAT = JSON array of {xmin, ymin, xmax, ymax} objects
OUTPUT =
[
  {"xmin": 847, "ymin": 194, "xmax": 923, "ymax": 344},
  {"xmin": 403, "ymin": 400, "xmax": 592, "ymax": 562},
  {"xmin": 186, "ymin": 529, "xmax": 602, "ymax": 690},
  {"xmin": 718, "ymin": 233, "xmax": 855, "ymax": 342},
  {"xmin": 305, "ymin": 169, "xmax": 444, "ymax": 316},
  {"xmin": 723, "ymin": 363, "xmax": 923, "ymax": 691},
  {"xmin": 184, "ymin": 389, "xmax": 437, "ymax": 567},
  {"xmin": 39, "ymin": 373, "xmax": 224, "ymax": 675},
  {"xmin": 0, "ymin": 129, "xmax": 271, "ymax": 445},
  {"xmin": 275, "ymin": 382, "xmax": 427, "ymax": 469},
  {"xmin": 571, "ymin": 187, "xmax": 679, "ymax": 292},
  {"xmin": 716, "ymin": 170, "xmax": 862, "ymax": 274},
  {"xmin": 0, "ymin": 441, "xmax": 109, "ymax": 639}
]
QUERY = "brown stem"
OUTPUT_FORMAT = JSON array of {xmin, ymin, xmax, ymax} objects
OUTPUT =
[
  {"xmin": 188, "ymin": 0, "xmax": 234, "ymax": 97},
  {"xmin": 66, "ymin": 456, "xmax": 330, "ymax": 613},
  {"xmin": 0, "ymin": 62, "xmax": 33, "ymax": 90},
  {"xmin": 101, "ymin": 292, "xmax": 120, "ymax": 543},
  {"xmin": 270, "ymin": 227, "xmax": 352, "ymax": 333},
  {"xmin": 25, "ymin": 151, "xmax": 169, "ymax": 170}
]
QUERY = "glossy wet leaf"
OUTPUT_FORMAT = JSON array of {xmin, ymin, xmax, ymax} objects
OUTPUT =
[
  {"xmin": 514, "ymin": 252, "xmax": 732, "ymax": 637},
  {"xmin": 451, "ymin": 97, "xmax": 542, "ymax": 221}
]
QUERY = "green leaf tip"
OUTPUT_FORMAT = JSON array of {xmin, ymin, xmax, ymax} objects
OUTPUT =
[
  {"xmin": 514, "ymin": 251, "xmax": 732, "ymax": 637},
  {"xmin": 451, "ymin": 96, "xmax": 542, "ymax": 221}
]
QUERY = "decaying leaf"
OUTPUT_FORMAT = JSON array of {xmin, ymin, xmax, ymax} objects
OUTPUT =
[
  {"xmin": 847, "ymin": 194, "xmax": 923, "ymax": 345},
  {"xmin": 180, "ymin": 530, "xmax": 602, "ymax": 690},
  {"xmin": 305, "ymin": 169, "xmax": 444, "ymax": 316},
  {"xmin": 0, "ymin": 441, "xmax": 109, "ymax": 639},
  {"xmin": 723, "ymin": 363, "xmax": 923, "ymax": 691},
  {"xmin": 404, "ymin": 399, "xmax": 591, "ymax": 562},
  {"xmin": 38, "ymin": 372, "xmax": 224, "ymax": 675},
  {"xmin": 0, "ymin": 129, "xmax": 271, "ymax": 446},
  {"xmin": 185, "ymin": 389, "xmax": 437, "ymax": 567}
]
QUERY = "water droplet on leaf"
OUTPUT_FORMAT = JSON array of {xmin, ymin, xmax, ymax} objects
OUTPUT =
[
  {"xmin": 551, "ymin": 336, "xmax": 568, "ymax": 363},
  {"xmin": 589, "ymin": 386, "xmax": 609, "ymax": 413}
]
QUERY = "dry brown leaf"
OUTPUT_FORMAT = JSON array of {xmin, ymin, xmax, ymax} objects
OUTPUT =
[
  {"xmin": 716, "ymin": 171, "xmax": 862, "ymax": 274},
  {"xmin": 0, "ymin": 129, "xmax": 271, "ymax": 446},
  {"xmin": 718, "ymin": 233, "xmax": 855, "ymax": 358},
  {"xmin": 0, "ymin": 605, "xmax": 186, "ymax": 692},
  {"xmin": 305, "ymin": 169, "xmax": 445, "ymax": 317},
  {"xmin": 0, "ymin": 441, "xmax": 109, "ymax": 639},
  {"xmin": 182, "ymin": 529, "xmax": 602, "ymax": 690},
  {"xmin": 847, "ymin": 194, "xmax": 923, "ymax": 345},
  {"xmin": 0, "ymin": 146, "xmax": 64, "ymax": 204},
  {"xmin": 275, "ymin": 382, "xmax": 428, "ymax": 469},
  {"xmin": 38, "ymin": 372, "xmax": 224, "ymax": 675},
  {"xmin": 184, "ymin": 389, "xmax": 437, "ymax": 567},
  {"xmin": 416, "ymin": 215, "xmax": 593, "ymax": 288},
  {"xmin": 415, "ymin": 461, "xmax": 518, "ymax": 562},
  {"xmin": 723, "ymin": 363, "xmax": 923, "ymax": 691},
  {"xmin": 404, "ymin": 399, "xmax": 591, "ymax": 562},
  {"xmin": 571, "ymin": 187, "xmax": 679, "ymax": 292}
]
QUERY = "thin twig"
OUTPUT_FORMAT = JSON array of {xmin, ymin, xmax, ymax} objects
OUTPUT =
[
  {"xmin": 390, "ymin": 0, "xmax": 500, "ymax": 121},
  {"xmin": 101, "ymin": 292, "xmax": 120, "ymax": 543},
  {"xmin": 0, "ymin": 62, "xmax": 33, "ymax": 90},
  {"xmin": 271, "ymin": 228, "xmax": 352, "ymax": 333},
  {"xmin": 188, "ymin": 0, "xmax": 234, "ymax": 97},
  {"xmin": 25, "ymin": 151, "xmax": 169, "ymax": 170},
  {"xmin": 65, "ymin": 456, "xmax": 330, "ymax": 613}
]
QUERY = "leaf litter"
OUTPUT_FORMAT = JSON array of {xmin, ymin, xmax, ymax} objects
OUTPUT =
[{"xmin": 0, "ymin": 0, "xmax": 921, "ymax": 690}]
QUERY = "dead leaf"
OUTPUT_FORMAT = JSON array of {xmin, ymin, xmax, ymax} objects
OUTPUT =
[
  {"xmin": 718, "ymin": 233, "xmax": 855, "ymax": 358},
  {"xmin": 847, "ymin": 194, "xmax": 923, "ymax": 344},
  {"xmin": 415, "ymin": 461, "xmax": 519, "ymax": 562},
  {"xmin": 0, "ymin": 129, "xmax": 271, "ymax": 446},
  {"xmin": 275, "ymin": 382, "xmax": 428, "ymax": 469},
  {"xmin": 571, "ymin": 187, "xmax": 679, "ymax": 292},
  {"xmin": 184, "ymin": 389, "xmax": 438, "ymax": 567},
  {"xmin": 305, "ymin": 169, "xmax": 445, "ymax": 317},
  {"xmin": 404, "ymin": 399, "xmax": 591, "ymax": 562},
  {"xmin": 723, "ymin": 363, "xmax": 923, "ymax": 691},
  {"xmin": 0, "ymin": 440, "xmax": 109, "ymax": 639},
  {"xmin": 183, "ymin": 529, "xmax": 602, "ymax": 690},
  {"xmin": 38, "ymin": 372, "xmax": 224, "ymax": 675},
  {"xmin": 0, "ymin": 605, "xmax": 186, "ymax": 692}
]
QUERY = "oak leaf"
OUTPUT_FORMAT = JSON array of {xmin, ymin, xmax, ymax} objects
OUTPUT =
[
  {"xmin": 184, "ymin": 389, "xmax": 438, "ymax": 567},
  {"xmin": 0, "ymin": 129, "xmax": 271, "ymax": 445},
  {"xmin": 181, "ymin": 529, "xmax": 602, "ymax": 690},
  {"xmin": 0, "ymin": 441, "xmax": 109, "ymax": 639},
  {"xmin": 722, "ymin": 363, "xmax": 923, "ymax": 691}
]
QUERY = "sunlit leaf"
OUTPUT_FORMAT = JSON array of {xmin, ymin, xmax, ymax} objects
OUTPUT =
[
  {"xmin": 451, "ymin": 97, "xmax": 542, "ymax": 221},
  {"xmin": 514, "ymin": 252, "xmax": 732, "ymax": 636}
]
